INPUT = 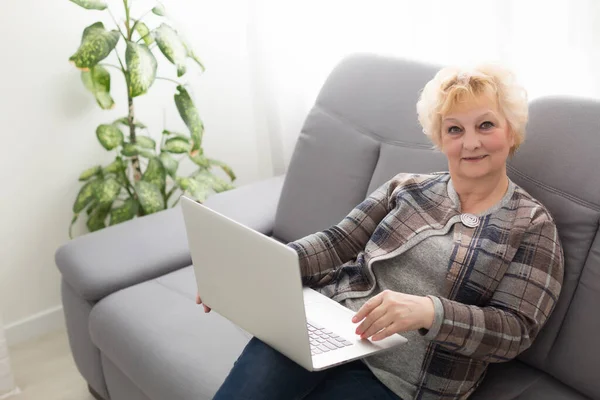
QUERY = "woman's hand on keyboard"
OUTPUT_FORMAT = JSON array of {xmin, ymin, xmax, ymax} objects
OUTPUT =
[
  {"xmin": 352, "ymin": 290, "xmax": 434, "ymax": 341},
  {"xmin": 196, "ymin": 294, "xmax": 212, "ymax": 313}
]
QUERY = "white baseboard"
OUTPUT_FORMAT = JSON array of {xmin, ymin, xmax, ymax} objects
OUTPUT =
[{"xmin": 4, "ymin": 306, "xmax": 65, "ymax": 347}]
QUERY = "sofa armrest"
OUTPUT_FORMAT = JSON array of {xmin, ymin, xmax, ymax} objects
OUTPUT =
[
  {"xmin": 56, "ymin": 175, "xmax": 286, "ymax": 302},
  {"xmin": 202, "ymin": 175, "xmax": 285, "ymax": 235}
]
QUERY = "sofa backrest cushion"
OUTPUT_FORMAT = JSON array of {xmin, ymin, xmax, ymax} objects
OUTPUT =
[
  {"xmin": 508, "ymin": 97, "xmax": 600, "ymax": 399},
  {"xmin": 273, "ymin": 54, "xmax": 446, "ymax": 242}
]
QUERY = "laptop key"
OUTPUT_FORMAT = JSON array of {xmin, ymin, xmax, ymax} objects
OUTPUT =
[
  {"xmin": 317, "ymin": 345, "xmax": 331, "ymax": 353},
  {"xmin": 327, "ymin": 339, "xmax": 344, "ymax": 348},
  {"xmin": 323, "ymin": 342, "xmax": 337, "ymax": 350},
  {"xmin": 307, "ymin": 321, "xmax": 353, "ymax": 352},
  {"xmin": 312, "ymin": 348, "xmax": 322, "ymax": 355}
]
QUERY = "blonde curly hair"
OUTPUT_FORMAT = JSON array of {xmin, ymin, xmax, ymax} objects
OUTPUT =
[{"xmin": 416, "ymin": 64, "xmax": 528, "ymax": 156}]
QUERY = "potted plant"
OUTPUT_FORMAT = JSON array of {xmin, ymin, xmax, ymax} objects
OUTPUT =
[{"xmin": 68, "ymin": 0, "xmax": 236, "ymax": 238}]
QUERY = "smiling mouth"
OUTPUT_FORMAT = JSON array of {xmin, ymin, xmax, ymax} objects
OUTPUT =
[{"xmin": 462, "ymin": 155, "xmax": 488, "ymax": 161}]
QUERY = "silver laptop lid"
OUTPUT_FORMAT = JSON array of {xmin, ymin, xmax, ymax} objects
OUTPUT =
[{"xmin": 180, "ymin": 196, "xmax": 313, "ymax": 369}]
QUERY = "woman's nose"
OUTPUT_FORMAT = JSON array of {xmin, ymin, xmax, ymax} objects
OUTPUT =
[{"xmin": 462, "ymin": 129, "xmax": 481, "ymax": 150}]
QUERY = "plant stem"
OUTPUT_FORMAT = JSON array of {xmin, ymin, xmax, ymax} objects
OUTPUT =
[
  {"xmin": 165, "ymin": 185, "xmax": 178, "ymax": 201},
  {"xmin": 171, "ymin": 195, "xmax": 182, "ymax": 207},
  {"xmin": 128, "ymin": 94, "xmax": 143, "ymax": 183},
  {"xmin": 124, "ymin": 0, "xmax": 132, "ymax": 40},
  {"xmin": 131, "ymin": 8, "xmax": 153, "ymax": 33},
  {"xmin": 120, "ymin": 0, "xmax": 142, "ymax": 197},
  {"xmin": 156, "ymin": 76, "xmax": 182, "ymax": 85},
  {"xmin": 100, "ymin": 63, "xmax": 124, "ymax": 73},
  {"xmin": 107, "ymin": 7, "xmax": 127, "ymax": 40}
]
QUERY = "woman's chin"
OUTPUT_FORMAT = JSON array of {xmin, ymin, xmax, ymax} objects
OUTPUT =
[{"xmin": 457, "ymin": 166, "xmax": 492, "ymax": 180}]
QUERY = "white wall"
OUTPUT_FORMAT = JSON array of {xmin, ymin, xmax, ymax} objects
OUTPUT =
[{"xmin": 0, "ymin": 0, "xmax": 270, "ymax": 343}]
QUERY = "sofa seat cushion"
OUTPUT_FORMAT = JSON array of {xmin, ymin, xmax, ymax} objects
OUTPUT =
[
  {"xmin": 472, "ymin": 360, "xmax": 591, "ymax": 400},
  {"xmin": 89, "ymin": 266, "xmax": 251, "ymax": 400}
]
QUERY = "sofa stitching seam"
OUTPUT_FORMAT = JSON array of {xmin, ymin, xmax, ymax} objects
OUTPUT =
[
  {"xmin": 507, "ymin": 165, "xmax": 600, "ymax": 211},
  {"xmin": 314, "ymin": 103, "xmax": 436, "ymax": 150}
]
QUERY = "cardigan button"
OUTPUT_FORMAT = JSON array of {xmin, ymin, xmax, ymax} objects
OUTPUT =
[{"xmin": 460, "ymin": 213, "xmax": 480, "ymax": 228}]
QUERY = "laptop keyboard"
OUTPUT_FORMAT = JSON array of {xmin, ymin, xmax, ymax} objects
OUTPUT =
[{"xmin": 307, "ymin": 321, "xmax": 353, "ymax": 356}]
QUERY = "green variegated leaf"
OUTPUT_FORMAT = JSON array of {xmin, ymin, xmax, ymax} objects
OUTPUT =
[
  {"xmin": 94, "ymin": 177, "xmax": 121, "ymax": 204},
  {"xmin": 189, "ymin": 153, "xmax": 210, "ymax": 168},
  {"xmin": 109, "ymin": 198, "xmax": 138, "ymax": 225},
  {"xmin": 121, "ymin": 143, "xmax": 155, "ymax": 158},
  {"xmin": 70, "ymin": 22, "xmax": 119, "ymax": 69},
  {"xmin": 96, "ymin": 124, "xmax": 124, "ymax": 150},
  {"xmin": 126, "ymin": 41, "xmax": 157, "ymax": 97},
  {"xmin": 188, "ymin": 49, "xmax": 206, "ymax": 72},
  {"xmin": 81, "ymin": 66, "xmax": 114, "ymax": 109},
  {"xmin": 114, "ymin": 117, "xmax": 146, "ymax": 129},
  {"xmin": 86, "ymin": 201, "xmax": 98, "ymax": 215},
  {"xmin": 135, "ymin": 181, "xmax": 165, "ymax": 213},
  {"xmin": 152, "ymin": 5, "xmax": 166, "ymax": 16},
  {"xmin": 174, "ymin": 85, "xmax": 203, "ymax": 150},
  {"xmin": 104, "ymin": 157, "xmax": 124, "ymax": 173},
  {"xmin": 194, "ymin": 170, "xmax": 234, "ymax": 193},
  {"xmin": 69, "ymin": 213, "xmax": 79, "ymax": 239},
  {"xmin": 116, "ymin": 169, "xmax": 129, "ymax": 187},
  {"xmin": 138, "ymin": 148, "xmax": 157, "ymax": 158},
  {"xmin": 161, "ymin": 129, "xmax": 186, "ymax": 137},
  {"xmin": 79, "ymin": 165, "xmax": 102, "ymax": 181},
  {"xmin": 159, "ymin": 152, "xmax": 178, "ymax": 177},
  {"xmin": 163, "ymin": 136, "xmax": 192, "ymax": 153},
  {"xmin": 69, "ymin": 0, "xmax": 107, "ymax": 10},
  {"xmin": 121, "ymin": 143, "xmax": 138, "ymax": 156},
  {"xmin": 73, "ymin": 180, "xmax": 101, "ymax": 213},
  {"xmin": 142, "ymin": 157, "xmax": 166, "ymax": 193},
  {"xmin": 154, "ymin": 24, "xmax": 187, "ymax": 77},
  {"xmin": 135, "ymin": 136, "xmax": 156, "ymax": 149},
  {"xmin": 208, "ymin": 158, "xmax": 236, "ymax": 181},
  {"xmin": 176, "ymin": 177, "xmax": 191, "ymax": 190},
  {"xmin": 134, "ymin": 20, "xmax": 154, "ymax": 46},
  {"xmin": 195, "ymin": 170, "xmax": 235, "ymax": 193},
  {"xmin": 87, "ymin": 202, "xmax": 112, "ymax": 232},
  {"xmin": 177, "ymin": 177, "xmax": 210, "ymax": 203},
  {"xmin": 182, "ymin": 41, "xmax": 206, "ymax": 72},
  {"xmin": 212, "ymin": 179, "xmax": 235, "ymax": 193}
]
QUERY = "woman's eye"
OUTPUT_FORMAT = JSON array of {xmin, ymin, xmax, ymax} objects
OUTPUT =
[
  {"xmin": 480, "ymin": 121, "xmax": 494, "ymax": 129},
  {"xmin": 447, "ymin": 126, "xmax": 462, "ymax": 134}
]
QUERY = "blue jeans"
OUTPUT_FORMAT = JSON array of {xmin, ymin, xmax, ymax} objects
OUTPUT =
[{"xmin": 213, "ymin": 337, "xmax": 402, "ymax": 400}]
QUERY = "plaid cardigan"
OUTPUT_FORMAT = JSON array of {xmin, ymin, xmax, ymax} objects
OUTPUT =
[{"xmin": 287, "ymin": 172, "xmax": 564, "ymax": 400}]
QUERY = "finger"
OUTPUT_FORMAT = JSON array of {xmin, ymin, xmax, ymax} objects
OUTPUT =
[
  {"xmin": 203, "ymin": 305, "xmax": 211, "ymax": 313},
  {"xmin": 196, "ymin": 295, "xmax": 201, "ymax": 304},
  {"xmin": 371, "ymin": 322, "xmax": 398, "ymax": 342},
  {"xmin": 361, "ymin": 313, "xmax": 392, "ymax": 340},
  {"xmin": 352, "ymin": 293, "xmax": 384, "ymax": 323},
  {"xmin": 356, "ymin": 304, "xmax": 387, "ymax": 336}
]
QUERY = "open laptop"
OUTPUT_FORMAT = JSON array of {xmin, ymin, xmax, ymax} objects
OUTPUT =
[{"xmin": 180, "ymin": 196, "xmax": 407, "ymax": 371}]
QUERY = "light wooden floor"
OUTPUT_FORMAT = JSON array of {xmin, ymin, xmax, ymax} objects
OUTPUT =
[{"xmin": 7, "ymin": 329, "xmax": 95, "ymax": 400}]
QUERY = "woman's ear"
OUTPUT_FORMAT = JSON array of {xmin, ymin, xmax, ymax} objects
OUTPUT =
[{"xmin": 506, "ymin": 124, "xmax": 516, "ymax": 148}]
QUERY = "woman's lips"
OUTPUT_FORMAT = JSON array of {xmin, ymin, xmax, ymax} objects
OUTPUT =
[{"xmin": 462, "ymin": 155, "xmax": 488, "ymax": 162}]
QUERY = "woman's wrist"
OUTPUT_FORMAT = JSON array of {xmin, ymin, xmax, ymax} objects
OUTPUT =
[{"xmin": 420, "ymin": 296, "xmax": 435, "ymax": 330}]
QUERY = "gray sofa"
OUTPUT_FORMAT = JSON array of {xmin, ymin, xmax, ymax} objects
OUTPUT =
[{"xmin": 55, "ymin": 54, "xmax": 600, "ymax": 400}]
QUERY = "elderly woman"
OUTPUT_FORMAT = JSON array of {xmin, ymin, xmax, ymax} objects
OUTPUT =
[{"xmin": 200, "ymin": 64, "xmax": 564, "ymax": 400}]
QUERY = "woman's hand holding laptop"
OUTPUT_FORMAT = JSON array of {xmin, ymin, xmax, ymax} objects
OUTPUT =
[{"xmin": 196, "ymin": 294, "xmax": 211, "ymax": 313}]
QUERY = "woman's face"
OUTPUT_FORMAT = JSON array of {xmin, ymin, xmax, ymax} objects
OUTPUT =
[{"xmin": 439, "ymin": 96, "xmax": 514, "ymax": 181}]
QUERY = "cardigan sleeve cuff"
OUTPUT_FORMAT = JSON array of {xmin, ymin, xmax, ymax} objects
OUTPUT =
[{"xmin": 418, "ymin": 295, "xmax": 444, "ymax": 340}]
